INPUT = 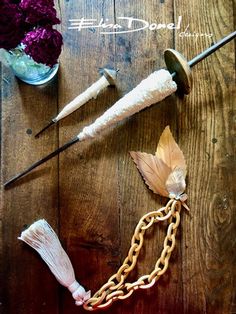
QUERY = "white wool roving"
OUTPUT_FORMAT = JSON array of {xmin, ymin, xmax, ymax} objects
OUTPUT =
[
  {"xmin": 55, "ymin": 75, "xmax": 110, "ymax": 122},
  {"xmin": 18, "ymin": 219, "xmax": 91, "ymax": 306},
  {"xmin": 78, "ymin": 69, "xmax": 177, "ymax": 141}
]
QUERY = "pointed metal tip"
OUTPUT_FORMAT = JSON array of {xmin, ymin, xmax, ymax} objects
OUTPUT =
[
  {"xmin": 4, "ymin": 136, "xmax": 80, "ymax": 188},
  {"xmin": 35, "ymin": 120, "xmax": 55, "ymax": 138},
  {"xmin": 4, "ymin": 177, "xmax": 17, "ymax": 189}
]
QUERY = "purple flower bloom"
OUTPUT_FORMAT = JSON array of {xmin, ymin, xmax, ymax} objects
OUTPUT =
[
  {"xmin": 22, "ymin": 26, "xmax": 63, "ymax": 67},
  {"xmin": 20, "ymin": 0, "xmax": 60, "ymax": 25},
  {"xmin": 0, "ymin": 2, "xmax": 25, "ymax": 49}
]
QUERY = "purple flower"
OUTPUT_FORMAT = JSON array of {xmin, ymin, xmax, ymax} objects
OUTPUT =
[
  {"xmin": 20, "ymin": 0, "xmax": 60, "ymax": 25},
  {"xmin": 0, "ymin": 2, "xmax": 25, "ymax": 49},
  {"xmin": 22, "ymin": 26, "xmax": 63, "ymax": 67}
]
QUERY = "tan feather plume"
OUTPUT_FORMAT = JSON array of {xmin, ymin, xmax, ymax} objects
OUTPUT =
[
  {"xmin": 130, "ymin": 152, "xmax": 170, "ymax": 196},
  {"xmin": 166, "ymin": 167, "xmax": 186, "ymax": 198},
  {"xmin": 130, "ymin": 126, "xmax": 187, "ymax": 201},
  {"xmin": 156, "ymin": 126, "xmax": 186, "ymax": 175}
]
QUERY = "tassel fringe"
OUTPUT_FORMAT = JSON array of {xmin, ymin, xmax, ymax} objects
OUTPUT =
[{"xmin": 18, "ymin": 219, "xmax": 91, "ymax": 306}]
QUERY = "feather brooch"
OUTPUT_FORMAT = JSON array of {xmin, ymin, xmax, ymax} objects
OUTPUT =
[{"xmin": 130, "ymin": 126, "xmax": 189, "ymax": 210}]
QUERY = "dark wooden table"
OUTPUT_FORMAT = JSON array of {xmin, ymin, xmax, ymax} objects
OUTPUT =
[{"xmin": 1, "ymin": 1, "xmax": 235, "ymax": 313}]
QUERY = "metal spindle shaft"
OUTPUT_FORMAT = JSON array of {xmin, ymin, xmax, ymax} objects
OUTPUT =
[
  {"xmin": 188, "ymin": 30, "xmax": 236, "ymax": 67},
  {"xmin": 35, "ymin": 68, "xmax": 118, "ymax": 138},
  {"xmin": 4, "ymin": 31, "xmax": 236, "ymax": 188},
  {"xmin": 4, "ymin": 137, "xmax": 79, "ymax": 188},
  {"xmin": 35, "ymin": 121, "xmax": 55, "ymax": 138}
]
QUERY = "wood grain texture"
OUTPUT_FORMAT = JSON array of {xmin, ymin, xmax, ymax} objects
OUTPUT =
[
  {"xmin": 114, "ymin": 1, "xmax": 182, "ymax": 313},
  {"xmin": 174, "ymin": 0, "xmax": 236, "ymax": 313},
  {"xmin": 57, "ymin": 1, "xmax": 121, "ymax": 313},
  {"xmin": 0, "ymin": 0, "xmax": 235, "ymax": 313},
  {"xmin": 0, "ymin": 66, "xmax": 59, "ymax": 312}
]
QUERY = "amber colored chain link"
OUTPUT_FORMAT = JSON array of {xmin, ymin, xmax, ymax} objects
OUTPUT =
[{"xmin": 83, "ymin": 199, "xmax": 182, "ymax": 311}]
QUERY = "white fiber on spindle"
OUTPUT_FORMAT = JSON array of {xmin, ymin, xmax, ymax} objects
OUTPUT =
[
  {"xmin": 78, "ymin": 69, "xmax": 177, "ymax": 141},
  {"xmin": 18, "ymin": 219, "xmax": 91, "ymax": 306},
  {"xmin": 55, "ymin": 75, "xmax": 110, "ymax": 122}
]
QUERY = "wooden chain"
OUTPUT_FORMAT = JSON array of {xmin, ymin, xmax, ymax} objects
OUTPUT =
[{"xmin": 83, "ymin": 199, "xmax": 182, "ymax": 311}]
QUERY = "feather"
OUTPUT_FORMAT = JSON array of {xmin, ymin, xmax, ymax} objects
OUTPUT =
[
  {"xmin": 130, "ymin": 151, "xmax": 171, "ymax": 197},
  {"xmin": 130, "ymin": 126, "xmax": 188, "ymax": 203},
  {"xmin": 156, "ymin": 126, "xmax": 186, "ymax": 176},
  {"xmin": 166, "ymin": 166, "xmax": 186, "ymax": 199}
]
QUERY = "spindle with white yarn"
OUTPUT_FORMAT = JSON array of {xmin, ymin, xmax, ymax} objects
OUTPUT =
[
  {"xmin": 78, "ymin": 69, "xmax": 177, "ymax": 141},
  {"xmin": 35, "ymin": 68, "xmax": 117, "ymax": 137},
  {"xmin": 4, "ymin": 30, "xmax": 236, "ymax": 188}
]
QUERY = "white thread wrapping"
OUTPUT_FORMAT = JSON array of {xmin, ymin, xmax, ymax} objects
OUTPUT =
[
  {"xmin": 78, "ymin": 69, "xmax": 177, "ymax": 141},
  {"xmin": 55, "ymin": 75, "xmax": 110, "ymax": 122},
  {"xmin": 18, "ymin": 219, "xmax": 91, "ymax": 306}
]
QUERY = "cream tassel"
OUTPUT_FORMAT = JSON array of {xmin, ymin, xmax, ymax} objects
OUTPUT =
[{"xmin": 18, "ymin": 219, "xmax": 91, "ymax": 306}]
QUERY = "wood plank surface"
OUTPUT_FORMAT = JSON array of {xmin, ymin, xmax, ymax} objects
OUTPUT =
[
  {"xmin": 174, "ymin": 0, "xmax": 236, "ymax": 313},
  {"xmin": 114, "ymin": 1, "xmax": 182, "ymax": 313},
  {"xmin": 57, "ymin": 1, "xmax": 120, "ymax": 312},
  {"xmin": 0, "ymin": 0, "xmax": 235, "ymax": 313},
  {"xmin": 0, "ymin": 60, "xmax": 59, "ymax": 312}
]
